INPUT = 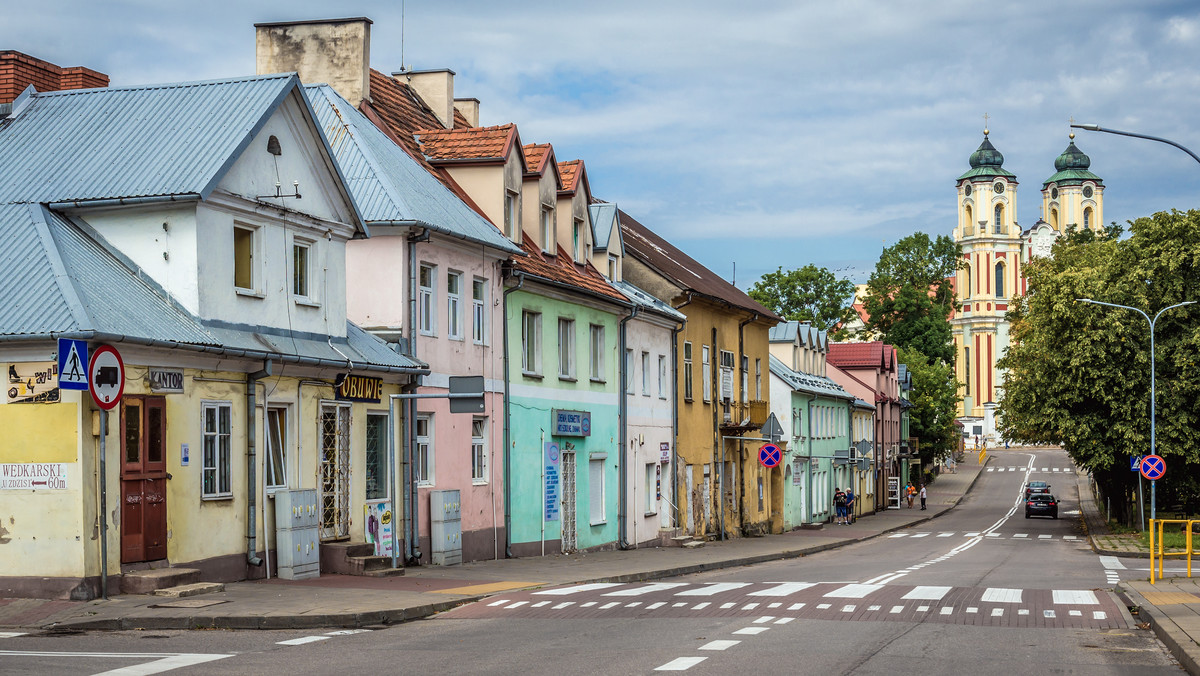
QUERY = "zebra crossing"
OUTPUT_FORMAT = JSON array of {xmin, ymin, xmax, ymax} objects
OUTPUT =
[
  {"xmin": 988, "ymin": 466, "xmax": 1074, "ymax": 473},
  {"xmin": 442, "ymin": 580, "xmax": 1125, "ymax": 629},
  {"xmin": 884, "ymin": 531, "xmax": 1082, "ymax": 541}
]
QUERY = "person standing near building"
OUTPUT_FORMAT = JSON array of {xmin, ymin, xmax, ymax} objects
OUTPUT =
[
  {"xmin": 919, "ymin": 483, "xmax": 927, "ymax": 510},
  {"xmin": 833, "ymin": 487, "xmax": 847, "ymax": 525},
  {"xmin": 844, "ymin": 487, "xmax": 856, "ymax": 524}
]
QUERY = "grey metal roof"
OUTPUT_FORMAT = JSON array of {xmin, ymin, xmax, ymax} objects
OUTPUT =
[
  {"xmin": 0, "ymin": 74, "xmax": 301, "ymax": 205},
  {"xmin": 612, "ymin": 280, "xmax": 685, "ymax": 322},
  {"xmin": 768, "ymin": 354, "xmax": 853, "ymax": 400},
  {"xmin": 769, "ymin": 320, "xmax": 827, "ymax": 351},
  {"xmin": 305, "ymin": 85, "xmax": 521, "ymax": 255},
  {"xmin": 853, "ymin": 398, "xmax": 875, "ymax": 410},
  {"xmin": 769, "ymin": 321, "xmax": 798, "ymax": 343},
  {"xmin": 589, "ymin": 202, "xmax": 620, "ymax": 254}
]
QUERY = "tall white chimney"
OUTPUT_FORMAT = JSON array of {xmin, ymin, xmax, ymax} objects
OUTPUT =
[
  {"xmin": 255, "ymin": 17, "xmax": 373, "ymax": 105},
  {"xmin": 396, "ymin": 68, "xmax": 455, "ymax": 129}
]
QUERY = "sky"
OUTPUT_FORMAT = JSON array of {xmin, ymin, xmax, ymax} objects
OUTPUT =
[{"xmin": 7, "ymin": 1, "xmax": 1200, "ymax": 288}]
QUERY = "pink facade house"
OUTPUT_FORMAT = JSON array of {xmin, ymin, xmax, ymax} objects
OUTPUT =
[{"xmin": 827, "ymin": 342, "xmax": 902, "ymax": 512}]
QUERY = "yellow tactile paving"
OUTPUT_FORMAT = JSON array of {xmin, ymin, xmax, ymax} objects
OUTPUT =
[
  {"xmin": 1141, "ymin": 591, "xmax": 1200, "ymax": 605},
  {"xmin": 431, "ymin": 581, "xmax": 543, "ymax": 595}
]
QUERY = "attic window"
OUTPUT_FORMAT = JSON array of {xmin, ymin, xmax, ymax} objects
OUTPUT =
[{"xmin": 267, "ymin": 136, "xmax": 282, "ymax": 156}]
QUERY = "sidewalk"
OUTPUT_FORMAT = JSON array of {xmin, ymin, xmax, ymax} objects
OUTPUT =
[{"xmin": 1075, "ymin": 470, "xmax": 1200, "ymax": 675}]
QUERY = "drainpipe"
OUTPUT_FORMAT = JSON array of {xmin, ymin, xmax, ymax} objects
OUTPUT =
[
  {"xmin": 501, "ymin": 270, "xmax": 525, "ymax": 558},
  {"xmin": 246, "ymin": 359, "xmax": 272, "ymax": 568},
  {"xmin": 404, "ymin": 228, "xmax": 430, "ymax": 563},
  {"xmin": 670, "ymin": 293, "xmax": 693, "ymax": 533},
  {"xmin": 618, "ymin": 304, "xmax": 640, "ymax": 549},
  {"xmin": 712, "ymin": 326, "xmax": 723, "ymax": 541},
  {"xmin": 736, "ymin": 313, "xmax": 758, "ymax": 532}
]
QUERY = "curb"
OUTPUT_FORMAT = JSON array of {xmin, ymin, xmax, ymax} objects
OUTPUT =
[{"xmin": 1117, "ymin": 584, "xmax": 1200, "ymax": 676}]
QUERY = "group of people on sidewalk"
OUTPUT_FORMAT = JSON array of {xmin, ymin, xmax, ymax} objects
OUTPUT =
[
  {"xmin": 832, "ymin": 481, "xmax": 928, "ymax": 525},
  {"xmin": 903, "ymin": 482, "xmax": 927, "ymax": 510}
]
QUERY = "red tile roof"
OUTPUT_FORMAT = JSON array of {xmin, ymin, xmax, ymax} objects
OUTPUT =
[
  {"xmin": 511, "ymin": 233, "xmax": 628, "ymax": 304},
  {"xmin": 523, "ymin": 143, "xmax": 551, "ymax": 173},
  {"xmin": 417, "ymin": 124, "xmax": 524, "ymax": 168},
  {"xmin": 827, "ymin": 342, "xmax": 896, "ymax": 370},
  {"xmin": 558, "ymin": 160, "xmax": 582, "ymax": 194},
  {"xmin": 364, "ymin": 69, "xmax": 447, "ymax": 163}
]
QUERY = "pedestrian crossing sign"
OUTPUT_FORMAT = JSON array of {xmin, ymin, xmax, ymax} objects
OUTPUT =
[{"xmin": 57, "ymin": 338, "xmax": 89, "ymax": 391}]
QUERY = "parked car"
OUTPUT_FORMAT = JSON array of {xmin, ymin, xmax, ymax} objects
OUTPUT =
[
  {"xmin": 1025, "ymin": 481, "xmax": 1050, "ymax": 498},
  {"xmin": 1025, "ymin": 494, "xmax": 1058, "ymax": 519}
]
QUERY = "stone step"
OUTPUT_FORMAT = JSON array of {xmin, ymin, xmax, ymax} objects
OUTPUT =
[
  {"xmin": 120, "ymin": 568, "xmax": 201, "ymax": 594},
  {"xmin": 681, "ymin": 540, "xmax": 705, "ymax": 549},
  {"xmin": 152, "ymin": 582, "xmax": 225, "ymax": 598},
  {"xmin": 669, "ymin": 535, "xmax": 695, "ymax": 547}
]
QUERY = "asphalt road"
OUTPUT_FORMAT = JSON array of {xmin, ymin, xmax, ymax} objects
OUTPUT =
[{"xmin": 0, "ymin": 448, "xmax": 1185, "ymax": 675}]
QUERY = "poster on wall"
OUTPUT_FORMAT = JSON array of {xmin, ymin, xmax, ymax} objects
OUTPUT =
[
  {"xmin": 364, "ymin": 499, "xmax": 394, "ymax": 556},
  {"xmin": 7, "ymin": 362, "xmax": 60, "ymax": 403},
  {"xmin": 544, "ymin": 442, "xmax": 561, "ymax": 521}
]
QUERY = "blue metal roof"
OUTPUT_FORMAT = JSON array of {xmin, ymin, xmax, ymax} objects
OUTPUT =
[
  {"xmin": 612, "ymin": 280, "xmax": 686, "ymax": 322},
  {"xmin": 769, "ymin": 320, "xmax": 827, "ymax": 350},
  {"xmin": 768, "ymin": 353, "xmax": 852, "ymax": 400},
  {"xmin": 305, "ymin": 85, "xmax": 521, "ymax": 255},
  {"xmin": 0, "ymin": 74, "xmax": 302, "ymax": 205}
]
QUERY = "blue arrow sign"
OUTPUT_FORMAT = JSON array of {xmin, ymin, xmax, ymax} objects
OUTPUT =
[
  {"xmin": 759, "ymin": 443, "xmax": 781, "ymax": 469},
  {"xmin": 1140, "ymin": 454, "xmax": 1165, "ymax": 481}
]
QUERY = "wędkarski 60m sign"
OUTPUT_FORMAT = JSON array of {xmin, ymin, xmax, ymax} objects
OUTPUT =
[{"xmin": 0, "ymin": 463, "xmax": 68, "ymax": 490}]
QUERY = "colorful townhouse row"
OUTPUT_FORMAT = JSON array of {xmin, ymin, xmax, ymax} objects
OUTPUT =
[{"xmin": 0, "ymin": 22, "xmax": 907, "ymax": 600}]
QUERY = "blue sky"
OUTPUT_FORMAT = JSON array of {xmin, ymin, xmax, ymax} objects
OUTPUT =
[{"xmin": 8, "ymin": 1, "xmax": 1200, "ymax": 288}]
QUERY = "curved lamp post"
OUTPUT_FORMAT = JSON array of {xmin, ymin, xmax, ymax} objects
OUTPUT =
[
  {"xmin": 1076, "ymin": 299, "xmax": 1195, "ymax": 525},
  {"xmin": 1071, "ymin": 123, "xmax": 1200, "ymax": 166}
]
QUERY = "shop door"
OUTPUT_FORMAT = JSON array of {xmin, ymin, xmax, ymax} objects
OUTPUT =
[
  {"xmin": 319, "ymin": 403, "xmax": 351, "ymax": 540},
  {"xmin": 560, "ymin": 450, "xmax": 576, "ymax": 553},
  {"xmin": 121, "ymin": 396, "xmax": 167, "ymax": 563}
]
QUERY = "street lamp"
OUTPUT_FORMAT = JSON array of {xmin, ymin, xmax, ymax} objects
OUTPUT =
[
  {"xmin": 1071, "ymin": 123, "xmax": 1200, "ymax": 166},
  {"xmin": 1075, "ymin": 298, "xmax": 1195, "ymax": 524}
]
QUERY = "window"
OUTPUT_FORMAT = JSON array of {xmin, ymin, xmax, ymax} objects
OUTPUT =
[
  {"xmin": 365, "ymin": 413, "xmax": 388, "ymax": 500},
  {"xmin": 416, "ymin": 415, "xmax": 433, "ymax": 485},
  {"xmin": 995, "ymin": 261, "xmax": 1006, "ymax": 299},
  {"xmin": 641, "ymin": 351, "xmax": 651, "ymax": 396},
  {"xmin": 625, "ymin": 348, "xmax": 635, "ymax": 394},
  {"xmin": 741, "ymin": 355, "xmax": 749, "ymax": 404},
  {"xmin": 993, "ymin": 204, "xmax": 1003, "ymax": 233},
  {"xmin": 202, "ymin": 402, "xmax": 232, "ymax": 498},
  {"xmin": 645, "ymin": 463, "xmax": 657, "ymax": 514},
  {"xmin": 964, "ymin": 204, "xmax": 973, "ymax": 234},
  {"xmin": 292, "ymin": 240, "xmax": 311, "ymax": 299},
  {"xmin": 964, "ymin": 346, "xmax": 971, "ymax": 393},
  {"xmin": 522, "ymin": 310, "xmax": 542, "ymax": 375},
  {"xmin": 233, "ymin": 225, "xmax": 256, "ymax": 291},
  {"xmin": 419, "ymin": 264, "xmax": 436, "ymax": 335},
  {"xmin": 658, "ymin": 355, "xmax": 667, "ymax": 399},
  {"xmin": 607, "ymin": 255, "xmax": 618, "ymax": 280},
  {"xmin": 558, "ymin": 318, "xmax": 576, "ymax": 379},
  {"xmin": 471, "ymin": 417, "xmax": 487, "ymax": 483},
  {"xmin": 755, "ymin": 359, "xmax": 762, "ymax": 400},
  {"xmin": 573, "ymin": 218, "xmax": 585, "ymax": 262},
  {"xmin": 541, "ymin": 206, "xmax": 555, "ymax": 253},
  {"xmin": 720, "ymin": 350, "xmax": 735, "ymax": 402},
  {"xmin": 1084, "ymin": 207, "xmax": 1092, "ymax": 230},
  {"xmin": 504, "ymin": 191, "xmax": 519, "ymax": 239},
  {"xmin": 446, "ymin": 272, "xmax": 464, "ymax": 340},
  {"xmin": 472, "ymin": 278, "xmax": 487, "ymax": 344},
  {"xmin": 702, "ymin": 345, "xmax": 712, "ymax": 402},
  {"xmin": 589, "ymin": 457, "xmax": 606, "ymax": 525},
  {"xmin": 683, "ymin": 342, "xmax": 693, "ymax": 401},
  {"xmin": 964, "ymin": 266, "xmax": 972, "ymax": 300},
  {"xmin": 265, "ymin": 406, "xmax": 288, "ymax": 490},
  {"xmin": 589, "ymin": 325, "xmax": 605, "ymax": 381}
]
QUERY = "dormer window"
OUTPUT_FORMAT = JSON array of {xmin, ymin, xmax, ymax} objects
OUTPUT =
[
  {"xmin": 541, "ymin": 206, "xmax": 555, "ymax": 254},
  {"xmin": 504, "ymin": 191, "xmax": 519, "ymax": 240},
  {"xmin": 573, "ymin": 218, "xmax": 585, "ymax": 263}
]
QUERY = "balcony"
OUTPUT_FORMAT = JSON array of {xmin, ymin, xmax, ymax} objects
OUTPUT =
[{"xmin": 720, "ymin": 399, "xmax": 769, "ymax": 431}]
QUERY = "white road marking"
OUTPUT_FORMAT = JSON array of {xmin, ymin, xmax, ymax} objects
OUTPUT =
[
  {"xmin": 552, "ymin": 602, "xmax": 575, "ymax": 610},
  {"xmin": 888, "ymin": 533, "xmax": 908, "ymax": 538},
  {"xmin": 733, "ymin": 627, "xmax": 769, "ymax": 635},
  {"xmin": 749, "ymin": 582, "xmax": 817, "ymax": 596},
  {"xmin": 774, "ymin": 617, "xmax": 794, "ymax": 624},
  {"xmin": 788, "ymin": 603, "xmax": 805, "ymax": 610},
  {"xmin": 691, "ymin": 602, "xmax": 710, "ymax": 610},
  {"xmin": 889, "ymin": 605, "xmax": 904, "ymax": 614},
  {"xmin": 1100, "ymin": 556, "xmax": 1126, "ymax": 570},
  {"xmin": 1013, "ymin": 534, "xmax": 1028, "ymax": 538},
  {"xmin": 767, "ymin": 602, "xmax": 781, "ymax": 608},
  {"xmin": 604, "ymin": 583, "xmax": 687, "ymax": 596},
  {"xmin": 816, "ymin": 603, "xmax": 832, "ymax": 609},
  {"xmin": 1093, "ymin": 611, "xmax": 1107, "ymax": 620},
  {"xmin": 966, "ymin": 532, "xmax": 980, "ymax": 537},
  {"xmin": 1038, "ymin": 535, "xmax": 1052, "ymax": 540},
  {"xmin": 672, "ymin": 602, "xmax": 687, "ymax": 607},
  {"xmin": 0, "ymin": 633, "xmax": 27, "ymax": 639},
  {"xmin": 1064, "ymin": 536, "xmax": 1077, "ymax": 540},
  {"xmin": 656, "ymin": 656, "xmax": 707, "ymax": 671},
  {"xmin": 753, "ymin": 616, "xmax": 774, "ymax": 623},
  {"xmin": 966, "ymin": 607, "xmax": 978, "ymax": 614},
  {"xmin": 581, "ymin": 602, "xmax": 597, "ymax": 608},
  {"xmin": 1069, "ymin": 610, "xmax": 1082, "ymax": 616},
  {"xmin": 985, "ymin": 532, "xmax": 1001, "ymax": 538},
  {"xmin": 841, "ymin": 605, "xmax": 856, "ymax": 612},
  {"xmin": 325, "ymin": 629, "xmax": 371, "ymax": 636},
  {"xmin": 487, "ymin": 599, "xmax": 510, "ymax": 606},
  {"xmin": 824, "ymin": 583, "xmax": 883, "ymax": 598},
  {"xmin": 625, "ymin": 602, "xmax": 642, "ymax": 608},
  {"xmin": 1044, "ymin": 610, "xmax": 1056, "ymax": 618},
  {"xmin": 903, "ymin": 586, "xmax": 951, "ymax": 601},
  {"xmin": 868, "ymin": 605, "xmax": 881, "ymax": 611},
  {"xmin": 1053, "ymin": 590, "xmax": 1098, "ymax": 605},
  {"xmin": 700, "ymin": 640, "xmax": 740, "ymax": 651},
  {"xmin": 937, "ymin": 532, "xmax": 953, "ymax": 537},
  {"xmin": 741, "ymin": 603, "xmax": 760, "ymax": 610},
  {"xmin": 531, "ymin": 601, "xmax": 550, "ymax": 608},
  {"xmin": 940, "ymin": 607, "xmax": 954, "ymax": 615},
  {"xmin": 277, "ymin": 636, "xmax": 331, "ymax": 645},
  {"xmin": 982, "ymin": 588, "xmax": 1022, "ymax": 603},
  {"xmin": 505, "ymin": 601, "xmax": 529, "ymax": 610},
  {"xmin": 990, "ymin": 608, "xmax": 1004, "ymax": 617},
  {"xmin": 646, "ymin": 602, "xmax": 665, "ymax": 610},
  {"xmin": 1018, "ymin": 609, "xmax": 1029, "ymax": 615},
  {"xmin": 535, "ymin": 583, "xmax": 623, "ymax": 595},
  {"xmin": 720, "ymin": 603, "xmax": 736, "ymax": 609},
  {"xmin": 676, "ymin": 583, "xmax": 750, "ymax": 596},
  {"xmin": 910, "ymin": 533, "xmax": 931, "ymax": 538},
  {"xmin": 90, "ymin": 654, "xmax": 234, "ymax": 675}
]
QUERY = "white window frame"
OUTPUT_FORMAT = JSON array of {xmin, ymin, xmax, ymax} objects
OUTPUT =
[
  {"xmin": 504, "ymin": 190, "xmax": 519, "ymax": 240},
  {"xmin": 416, "ymin": 414, "xmax": 434, "ymax": 486},
  {"xmin": 292, "ymin": 238, "xmax": 313, "ymax": 301},
  {"xmin": 541, "ymin": 206, "xmax": 555, "ymax": 253},
  {"xmin": 607, "ymin": 254, "xmax": 618, "ymax": 280},
  {"xmin": 625, "ymin": 348, "xmax": 635, "ymax": 394},
  {"xmin": 755, "ymin": 358, "xmax": 762, "ymax": 400},
  {"xmin": 741, "ymin": 355, "xmax": 749, "ymax": 404},
  {"xmin": 589, "ymin": 456, "xmax": 607, "ymax": 525},
  {"xmin": 202, "ymin": 401, "xmax": 233, "ymax": 499},
  {"xmin": 419, "ymin": 263, "xmax": 437, "ymax": 336},
  {"xmin": 702, "ymin": 345, "xmax": 712, "ymax": 403},
  {"xmin": 645, "ymin": 462, "xmax": 658, "ymax": 515},
  {"xmin": 684, "ymin": 342, "xmax": 693, "ymax": 401},
  {"xmin": 522, "ymin": 310, "xmax": 543, "ymax": 376},
  {"xmin": 558, "ymin": 317, "xmax": 576, "ymax": 380},
  {"xmin": 641, "ymin": 351, "xmax": 651, "ymax": 396},
  {"xmin": 658, "ymin": 354, "xmax": 667, "ymax": 399},
  {"xmin": 573, "ymin": 218, "xmax": 585, "ymax": 262},
  {"xmin": 233, "ymin": 223, "xmax": 260, "ymax": 294},
  {"xmin": 589, "ymin": 324, "xmax": 605, "ymax": 382},
  {"xmin": 472, "ymin": 277, "xmax": 488, "ymax": 345},
  {"xmin": 447, "ymin": 271, "xmax": 464, "ymax": 340},
  {"xmin": 471, "ymin": 417, "xmax": 487, "ymax": 484},
  {"xmin": 265, "ymin": 405, "xmax": 289, "ymax": 491}
]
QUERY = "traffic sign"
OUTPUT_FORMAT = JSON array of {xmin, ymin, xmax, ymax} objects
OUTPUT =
[
  {"xmin": 1140, "ymin": 454, "xmax": 1166, "ymax": 481},
  {"xmin": 1130, "ymin": 455, "xmax": 1144, "ymax": 471},
  {"xmin": 758, "ymin": 443, "xmax": 782, "ymax": 469},
  {"xmin": 57, "ymin": 338, "xmax": 89, "ymax": 390},
  {"xmin": 88, "ymin": 344, "xmax": 125, "ymax": 410}
]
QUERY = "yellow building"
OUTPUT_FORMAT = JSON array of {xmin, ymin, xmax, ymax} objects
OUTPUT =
[{"xmin": 952, "ymin": 129, "xmax": 1105, "ymax": 436}]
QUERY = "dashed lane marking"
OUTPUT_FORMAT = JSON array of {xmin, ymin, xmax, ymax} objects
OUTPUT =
[
  {"xmin": 733, "ymin": 627, "xmax": 769, "ymax": 635},
  {"xmin": 699, "ymin": 640, "xmax": 740, "ymax": 651},
  {"xmin": 655, "ymin": 656, "xmax": 706, "ymax": 671},
  {"xmin": 277, "ymin": 636, "xmax": 331, "ymax": 646}
]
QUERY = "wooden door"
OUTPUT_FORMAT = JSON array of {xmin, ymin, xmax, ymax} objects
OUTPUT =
[{"xmin": 121, "ymin": 396, "xmax": 168, "ymax": 563}]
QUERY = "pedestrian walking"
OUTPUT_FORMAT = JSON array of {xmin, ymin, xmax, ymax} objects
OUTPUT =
[
  {"xmin": 919, "ymin": 483, "xmax": 927, "ymax": 510},
  {"xmin": 833, "ymin": 487, "xmax": 847, "ymax": 525},
  {"xmin": 844, "ymin": 488, "xmax": 856, "ymax": 524},
  {"xmin": 906, "ymin": 483, "xmax": 915, "ymax": 508}
]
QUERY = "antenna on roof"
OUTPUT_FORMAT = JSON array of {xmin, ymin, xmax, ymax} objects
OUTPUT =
[
  {"xmin": 401, "ymin": 0, "xmax": 407, "ymax": 72},
  {"xmin": 732, "ymin": 261, "xmax": 736, "ymax": 287}
]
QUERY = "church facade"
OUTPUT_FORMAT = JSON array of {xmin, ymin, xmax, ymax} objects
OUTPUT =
[{"xmin": 951, "ymin": 129, "xmax": 1105, "ymax": 441}]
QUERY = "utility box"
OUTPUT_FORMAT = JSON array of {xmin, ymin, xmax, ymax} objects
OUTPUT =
[
  {"xmin": 275, "ymin": 489, "xmax": 320, "ymax": 579},
  {"xmin": 430, "ymin": 489, "xmax": 462, "ymax": 566}
]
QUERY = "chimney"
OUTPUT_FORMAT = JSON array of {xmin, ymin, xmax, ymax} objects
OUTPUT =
[
  {"xmin": 0, "ymin": 51, "xmax": 108, "ymax": 105},
  {"xmin": 396, "ymin": 68, "xmax": 455, "ymax": 129},
  {"xmin": 255, "ymin": 17, "xmax": 372, "ymax": 106},
  {"xmin": 454, "ymin": 97, "xmax": 480, "ymax": 127}
]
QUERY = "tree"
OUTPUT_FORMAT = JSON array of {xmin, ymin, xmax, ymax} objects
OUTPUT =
[
  {"xmin": 997, "ymin": 212, "xmax": 1200, "ymax": 525},
  {"xmin": 749, "ymin": 264, "xmax": 857, "ymax": 338},
  {"xmin": 897, "ymin": 346, "xmax": 959, "ymax": 466},
  {"xmin": 862, "ymin": 233, "xmax": 960, "ymax": 363}
]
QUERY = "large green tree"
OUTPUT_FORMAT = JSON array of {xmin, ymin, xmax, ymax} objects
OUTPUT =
[
  {"xmin": 862, "ymin": 233, "xmax": 960, "ymax": 363},
  {"xmin": 749, "ymin": 264, "xmax": 857, "ymax": 338},
  {"xmin": 897, "ymin": 346, "xmax": 959, "ymax": 464},
  {"xmin": 998, "ymin": 212, "xmax": 1200, "ymax": 524}
]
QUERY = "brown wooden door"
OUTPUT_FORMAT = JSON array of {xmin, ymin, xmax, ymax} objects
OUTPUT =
[{"xmin": 121, "ymin": 396, "xmax": 168, "ymax": 563}]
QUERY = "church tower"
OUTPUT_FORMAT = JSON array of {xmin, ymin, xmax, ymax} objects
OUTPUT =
[
  {"xmin": 1023, "ymin": 134, "xmax": 1106, "ymax": 271},
  {"xmin": 952, "ymin": 127, "xmax": 1022, "ymax": 423}
]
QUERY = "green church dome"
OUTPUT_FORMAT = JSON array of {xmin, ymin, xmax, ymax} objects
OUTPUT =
[
  {"xmin": 1043, "ymin": 136, "xmax": 1103, "ymax": 187},
  {"xmin": 958, "ymin": 132, "xmax": 1017, "ymax": 181},
  {"xmin": 1054, "ymin": 141, "xmax": 1091, "ymax": 172}
]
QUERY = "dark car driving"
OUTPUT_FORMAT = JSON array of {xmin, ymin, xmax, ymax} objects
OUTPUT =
[
  {"xmin": 1025, "ymin": 480, "xmax": 1050, "ymax": 498},
  {"xmin": 1025, "ymin": 493, "xmax": 1058, "ymax": 519}
]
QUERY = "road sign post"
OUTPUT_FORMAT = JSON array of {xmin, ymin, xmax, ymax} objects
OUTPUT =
[
  {"xmin": 88, "ymin": 344, "xmax": 123, "ymax": 600},
  {"xmin": 1140, "ymin": 454, "xmax": 1165, "ymax": 523}
]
